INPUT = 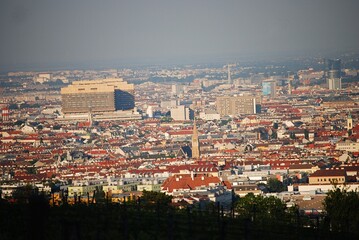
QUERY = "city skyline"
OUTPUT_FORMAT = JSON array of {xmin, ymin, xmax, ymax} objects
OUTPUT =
[{"xmin": 1, "ymin": 0, "xmax": 359, "ymax": 71}]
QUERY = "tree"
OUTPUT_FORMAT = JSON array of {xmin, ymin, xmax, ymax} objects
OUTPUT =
[
  {"xmin": 53, "ymin": 125, "xmax": 61, "ymax": 130},
  {"xmin": 304, "ymin": 129, "xmax": 309, "ymax": 140},
  {"xmin": 348, "ymin": 129, "xmax": 353, "ymax": 136},
  {"xmin": 160, "ymin": 116, "xmax": 173, "ymax": 123},
  {"xmin": 267, "ymin": 178, "xmax": 286, "ymax": 193},
  {"xmin": 141, "ymin": 190, "xmax": 172, "ymax": 207},
  {"xmin": 12, "ymin": 185, "xmax": 36, "ymax": 203},
  {"xmin": 323, "ymin": 186, "xmax": 359, "ymax": 234},
  {"xmin": 14, "ymin": 120, "xmax": 25, "ymax": 126},
  {"xmin": 271, "ymin": 131, "xmax": 278, "ymax": 139},
  {"xmin": 8, "ymin": 103, "xmax": 18, "ymax": 109},
  {"xmin": 26, "ymin": 167, "xmax": 37, "ymax": 175},
  {"xmin": 219, "ymin": 119, "xmax": 230, "ymax": 126},
  {"xmin": 94, "ymin": 187, "xmax": 106, "ymax": 204},
  {"xmin": 273, "ymin": 122, "xmax": 279, "ymax": 129},
  {"xmin": 235, "ymin": 193, "xmax": 287, "ymax": 223},
  {"xmin": 37, "ymin": 125, "xmax": 43, "ymax": 131}
]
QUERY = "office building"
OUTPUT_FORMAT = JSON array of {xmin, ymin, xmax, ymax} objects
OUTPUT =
[
  {"xmin": 216, "ymin": 95, "xmax": 261, "ymax": 116},
  {"xmin": 61, "ymin": 78, "xmax": 134, "ymax": 114},
  {"xmin": 172, "ymin": 84, "xmax": 184, "ymax": 96},
  {"xmin": 227, "ymin": 64, "xmax": 232, "ymax": 84},
  {"xmin": 327, "ymin": 78, "xmax": 342, "ymax": 90},
  {"xmin": 146, "ymin": 106, "xmax": 154, "ymax": 118},
  {"xmin": 325, "ymin": 59, "xmax": 341, "ymax": 79},
  {"xmin": 170, "ymin": 105, "xmax": 194, "ymax": 121},
  {"xmin": 325, "ymin": 59, "xmax": 342, "ymax": 90},
  {"xmin": 262, "ymin": 79, "xmax": 277, "ymax": 97},
  {"xmin": 161, "ymin": 100, "xmax": 178, "ymax": 109},
  {"xmin": 33, "ymin": 73, "xmax": 53, "ymax": 84}
]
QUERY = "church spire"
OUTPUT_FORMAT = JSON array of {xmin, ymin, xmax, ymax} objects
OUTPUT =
[
  {"xmin": 192, "ymin": 118, "xmax": 200, "ymax": 159},
  {"xmin": 347, "ymin": 111, "xmax": 353, "ymax": 130}
]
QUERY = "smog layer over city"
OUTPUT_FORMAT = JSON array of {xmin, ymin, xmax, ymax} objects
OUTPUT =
[{"xmin": 1, "ymin": 1, "xmax": 359, "ymax": 239}]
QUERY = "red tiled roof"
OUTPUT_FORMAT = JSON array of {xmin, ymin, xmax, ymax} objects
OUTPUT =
[
  {"xmin": 162, "ymin": 175, "xmax": 221, "ymax": 193},
  {"xmin": 310, "ymin": 169, "xmax": 346, "ymax": 177}
]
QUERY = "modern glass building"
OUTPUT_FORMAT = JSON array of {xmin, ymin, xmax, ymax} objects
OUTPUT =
[
  {"xmin": 325, "ymin": 59, "xmax": 341, "ymax": 79},
  {"xmin": 325, "ymin": 59, "xmax": 342, "ymax": 90},
  {"xmin": 262, "ymin": 79, "xmax": 276, "ymax": 97}
]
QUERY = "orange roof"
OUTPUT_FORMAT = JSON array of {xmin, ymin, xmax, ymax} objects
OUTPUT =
[{"xmin": 162, "ymin": 174, "xmax": 221, "ymax": 193}]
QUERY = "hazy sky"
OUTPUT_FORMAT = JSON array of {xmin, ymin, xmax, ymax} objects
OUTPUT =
[{"xmin": 1, "ymin": 0, "xmax": 359, "ymax": 70}]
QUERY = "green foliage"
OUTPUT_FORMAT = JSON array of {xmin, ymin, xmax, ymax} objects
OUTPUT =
[
  {"xmin": 53, "ymin": 125, "xmax": 61, "ymax": 130},
  {"xmin": 8, "ymin": 103, "xmax": 18, "ymax": 110},
  {"xmin": 271, "ymin": 131, "xmax": 278, "ymax": 139},
  {"xmin": 304, "ymin": 129, "xmax": 309, "ymax": 140},
  {"xmin": 0, "ymin": 192, "xmax": 349, "ymax": 240},
  {"xmin": 290, "ymin": 132, "xmax": 296, "ymax": 139},
  {"xmin": 12, "ymin": 185, "xmax": 39, "ymax": 204},
  {"xmin": 19, "ymin": 103, "xmax": 40, "ymax": 109},
  {"xmin": 26, "ymin": 167, "xmax": 37, "ymax": 175},
  {"xmin": 324, "ymin": 187, "xmax": 359, "ymax": 234},
  {"xmin": 14, "ymin": 120, "xmax": 25, "ymax": 126},
  {"xmin": 94, "ymin": 187, "xmax": 106, "ymax": 204},
  {"xmin": 160, "ymin": 116, "xmax": 173, "ymax": 123},
  {"xmin": 141, "ymin": 190, "xmax": 172, "ymax": 206},
  {"xmin": 348, "ymin": 129, "xmax": 353, "ymax": 136},
  {"xmin": 267, "ymin": 178, "xmax": 286, "ymax": 193},
  {"xmin": 219, "ymin": 119, "xmax": 231, "ymax": 126},
  {"xmin": 235, "ymin": 193, "xmax": 287, "ymax": 223}
]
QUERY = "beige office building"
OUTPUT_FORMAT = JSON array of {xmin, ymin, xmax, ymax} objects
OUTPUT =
[
  {"xmin": 61, "ymin": 78, "xmax": 134, "ymax": 114},
  {"xmin": 216, "ymin": 95, "xmax": 261, "ymax": 116},
  {"xmin": 170, "ymin": 105, "xmax": 194, "ymax": 121}
]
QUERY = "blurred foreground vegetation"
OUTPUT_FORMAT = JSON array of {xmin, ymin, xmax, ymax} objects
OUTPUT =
[{"xmin": 0, "ymin": 189, "xmax": 358, "ymax": 240}]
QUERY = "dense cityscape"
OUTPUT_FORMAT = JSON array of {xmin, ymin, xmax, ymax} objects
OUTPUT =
[
  {"xmin": 1, "ymin": 54, "xmax": 359, "ymax": 238},
  {"xmin": 1, "ymin": 0, "xmax": 359, "ymax": 239}
]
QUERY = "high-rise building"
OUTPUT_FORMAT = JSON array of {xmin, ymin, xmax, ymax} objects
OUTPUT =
[
  {"xmin": 170, "ymin": 105, "xmax": 194, "ymax": 121},
  {"xmin": 171, "ymin": 84, "xmax": 184, "ymax": 96},
  {"xmin": 227, "ymin": 64, "xmax": 232, "ymax": 84},
  {"xmin": 61, "ymin": 78, "xmax": 134, "ymax": 114},
  {"xmin": 327, "ymin": 78, "xmax": 342, "ymax": 90},
  {"xmin": 192, "ymin": 119, "xmax": 200, "ymax": 159},
  {"xmin": 325, "ymin": 59, "xmax": 342, "ymax": 90},
  {"xmin": 325, "ymin": 59, "xmax": 341, "ymax": 79},
  {"xmin": 262, "ymin": 79, "xmax": 277, "ymax": 97},
  {"xmin": 146, "ymin": 106, "xmax": 154, "ymax": 118},
  {"xmin": 216, "ymin": 95, "xmax": 261, "ymax": 116}
]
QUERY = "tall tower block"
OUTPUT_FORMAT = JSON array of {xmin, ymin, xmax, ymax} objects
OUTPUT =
[
  {"xmin": 227, "ymin": 64, "xmax": 231, "ymax": 84},
  {"xmin": 192, "ymin": 119, "xmax": 200, "ymax": 159}
]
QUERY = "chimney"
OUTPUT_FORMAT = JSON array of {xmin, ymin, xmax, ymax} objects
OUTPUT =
[{"xmin": 191, "ymin": 171, "xmax": 194, "ymax": 180}]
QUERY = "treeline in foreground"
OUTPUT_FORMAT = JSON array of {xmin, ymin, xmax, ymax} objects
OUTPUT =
[{"xmin": 0, "ymin": 189, "xmax": 358, "ymax": 240}]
